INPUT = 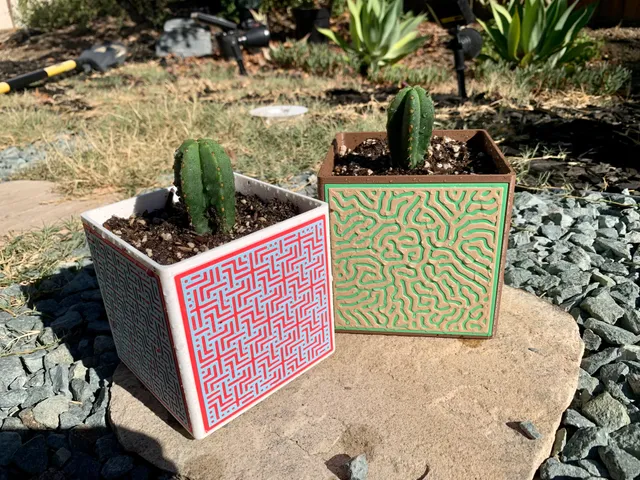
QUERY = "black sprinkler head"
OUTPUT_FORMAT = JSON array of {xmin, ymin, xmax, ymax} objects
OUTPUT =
[{"xmin": 458, "ymin": 28, "xmax": 483, "ymax": 60}]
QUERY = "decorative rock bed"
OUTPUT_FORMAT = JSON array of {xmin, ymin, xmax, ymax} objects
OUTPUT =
[
  {"xmin": 0, "ymin": 252, "xmax": 177, "ymax": 479},
  {"xmin": 0, "ymin": 184, "xmax": 638, "ymax": 479},
  {"xmin": 507, "ymin": 189, "xmax": 640, "ymax": 480},
  {"xmin": 0, "ymin": 134, "xmax": 84, "ymax": 181}
]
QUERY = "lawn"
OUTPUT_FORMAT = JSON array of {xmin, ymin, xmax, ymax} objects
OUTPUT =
[{"xmin": 0, "ymin": 22, "xmax": 638, "ymax": 201}]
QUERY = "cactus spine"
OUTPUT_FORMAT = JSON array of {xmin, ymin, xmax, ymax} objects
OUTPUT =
[
  {"xmin": 386, "ymin": 86, "xmax": 435, "ymax": 169},
  {"xmin": 173, "ymin": 138, "xmax": 236, "ymax": 234}
]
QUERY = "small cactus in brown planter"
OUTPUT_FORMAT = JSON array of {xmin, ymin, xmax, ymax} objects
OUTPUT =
[
  {"xmin": 318, "ymin": 86, "xmax": 515, "ymax": 338},
  {"xmin": 386, "ymin": 86, "xmax": 435, "ymax": 169}
]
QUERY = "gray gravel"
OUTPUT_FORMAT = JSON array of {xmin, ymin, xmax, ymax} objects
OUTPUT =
[
  {"xmin": 506, "ymin": 190, "xmax": 640, "ymax": 480},
  {"xmin": 0, "ymin": 247, "xmax": 184, "ymax": 479},
  {"xmin": 347, "ymin": 453, "xmax": 368, "ymax": 480},
  {"xmin": 0, "ymin": 134, "xmax": 85, "ymax": 181}
]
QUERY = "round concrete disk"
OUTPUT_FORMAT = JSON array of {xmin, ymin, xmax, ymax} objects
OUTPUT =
[{"xmin": 109, "ymin": 286, "xmax": 583, "ymax": 480}]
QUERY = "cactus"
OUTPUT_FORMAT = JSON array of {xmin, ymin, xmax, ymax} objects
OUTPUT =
[
  {"xmin": 386, "ymin": 86, "xmax": 435, "ymax": 170},
  {"xmin": 173, "ymin": 138, "xmax": 236, "ymax": 234}
]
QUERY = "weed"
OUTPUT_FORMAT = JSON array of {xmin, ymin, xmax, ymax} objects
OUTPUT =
[
  {"xmin": 0, "ymin": 220, "xmax": 85, "ymax": 288},
  {"xmin": 4, "ymin": 61, "xmax": 382, "ymax": 196},
  {"xmin": 17, "ymin": 0, "xmax": 123, "ymax": 31},
  {"xmin": 269, "ymin": 42, "xmax": 350, "ymax": 77},
  {"xmin": 371, "ymin": 64, "xmax": 450, "ymax": 87},
  {"xmin": 477, "ymin": 61, "xmax": 632, "ymax": 101}
]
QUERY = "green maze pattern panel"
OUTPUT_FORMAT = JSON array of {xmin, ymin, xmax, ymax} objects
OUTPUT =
[{"xmin": 326, "ymin": 184, "xmax": 508, "ymax": 336}]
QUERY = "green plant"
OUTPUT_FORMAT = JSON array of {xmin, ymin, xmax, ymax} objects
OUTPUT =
[
  {"xmin": 332, "ymin": 0, "xmax": 347, "ymax": 15},
  {"xmin": 269, "ymin": 41, "xmax": 351, "ymax": 76},
  {"xmin": 317, "ymin": 0, "xmax": 428, "ymax": 76},
  {"xmin": 269, "ymin": 41, "xmax": 312, "ymax": 69},
  {"xmin": 477, "ymin": 60, "xmax": 632, "ymax": 99},
  {"xmin": 370, "ymin": 64, "xmax": 450, "ymax": 86},
  {"xmin": 17, "ymin": 0, "xmax": 123, "ymax": 31},
  {"xmin": 174, "ymin": 139, "xmax": 236, "ymax": 234},
  {"xmin": 386, "ymin": 86, "xmax": 435, "ymax": 169},
  {"xmin": 259, "ymin": 0, "xmax": 330, "ymax": 11},
  {"xmin": 115, "ymin": 0, "xmax": 180, "ymax": 25},
  {"xmin": 477, "ymin": 0, "xmax": 597, "ymax": 67}
]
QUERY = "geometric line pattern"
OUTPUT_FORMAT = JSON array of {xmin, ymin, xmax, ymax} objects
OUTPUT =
[
  {"xmin": 326, "ymin": 183, "xmax": 508, "ymax": 336},
  {"xmin": 85, "ymin": 225, "xmax": 190, "ymax": 430},
  {"xmin": 176, "ymin": 216, "xmax": 333, "ymax": 432}
]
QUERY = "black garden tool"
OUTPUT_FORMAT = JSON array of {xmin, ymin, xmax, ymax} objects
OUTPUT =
[{"xmin": 0, "ymin": 41, "xmax": 127, "ymax": 95}]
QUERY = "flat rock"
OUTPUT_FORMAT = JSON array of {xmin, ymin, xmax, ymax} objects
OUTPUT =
[
  {"xmin": 109, "ymin": 287, "xmax": 584, "ymax": 480},
  {"xmin": 0, "ymin": 181, "xmax": 119, "ymax": 237}
]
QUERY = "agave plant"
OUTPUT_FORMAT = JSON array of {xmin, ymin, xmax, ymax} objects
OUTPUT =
[
  {"xmin": 477, "ymin": 0, "xmax": 597, "ymax": 67},
  {"xmin": 317, "ymin": 0, "xmax": 428, "ymax": 76}
]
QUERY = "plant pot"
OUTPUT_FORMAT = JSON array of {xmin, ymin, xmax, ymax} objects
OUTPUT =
[
  {"xmin": 318, "ymin": 130, "xmax": 515, "ymax": 338},
  {"xmin": 293, "ymin": 7, "xmax": 330, "ymax": 44},
  {"xmin": 81, "ymin": 173, "xmax": 335, "ymax": 439}
]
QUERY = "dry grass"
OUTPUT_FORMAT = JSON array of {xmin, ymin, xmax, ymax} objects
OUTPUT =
[
  {"xmin": 0, "ymin": 55, "xmax": 632, "ymax": 197},
  {"xmin": 0, "ymin": 219, "xmax": 85, "ymax": 288},
  {"xmin": 2, "ymin": 61, "xmax": 387, "ymax": 197}
]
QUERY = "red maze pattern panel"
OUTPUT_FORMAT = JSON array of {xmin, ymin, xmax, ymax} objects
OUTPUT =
[
  {"xmin": 176, "ymin": 217, "xmax": 333, "ymax": 432},
  {"xmin": 85, "ymin": 227, "xmax": 190, "ymax": 430}
]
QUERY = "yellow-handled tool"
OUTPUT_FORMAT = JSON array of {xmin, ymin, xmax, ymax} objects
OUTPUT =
[{"xmin": 0, "ymin": 42, "xmax": 127, "ymax": 95}]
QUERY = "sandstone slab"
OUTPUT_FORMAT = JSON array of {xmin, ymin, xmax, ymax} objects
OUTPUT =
[
  {"xmin": 0, "ymin": 180, "xmax": 118, "ymax": 236},
  {"xmin": 109, "ymin": 286, "xmax": 583, "ymax": 480}
]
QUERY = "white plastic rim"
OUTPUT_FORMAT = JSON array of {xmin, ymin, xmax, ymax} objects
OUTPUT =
[{"xmin": 249, "ymin": 105, "xmax": 308, "ymax": 119}]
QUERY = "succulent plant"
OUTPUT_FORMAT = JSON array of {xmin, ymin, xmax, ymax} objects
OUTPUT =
[
  {"xmin": 173, "ymin": 138, "xmax": 236, "ymax": 234},
  {"xmin": 317, "ymin": 0, "xmax": 428, "ymax": 77},
  {"xmin": 478, "ymin": 0, "xmax": 597, "ymax": 67},
  {"xmin": 386, "ymin": 86, "xmax": 435, "ymax": 169}
]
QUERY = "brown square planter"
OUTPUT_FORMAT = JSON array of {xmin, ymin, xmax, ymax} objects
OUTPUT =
[{"xmin": 318, "ymin": 130, "xmax": 515, "ymax": 338}]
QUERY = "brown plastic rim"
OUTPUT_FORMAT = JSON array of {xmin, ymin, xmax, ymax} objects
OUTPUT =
[{"xmin": 318, "ymin": 129, "xmax": 516, "ymax": 339}]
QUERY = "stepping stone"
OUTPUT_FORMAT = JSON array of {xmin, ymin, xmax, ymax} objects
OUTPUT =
[
  {"xmin": 109, "ymin": 286, "xmax": 584, "ymax": 480},
  {"xmin": 0, "ymin": 180, "xmax": 119, "ymax": 236}
]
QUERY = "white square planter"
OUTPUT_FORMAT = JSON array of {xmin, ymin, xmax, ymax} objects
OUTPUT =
[{"xmin": 81, "ymin": 174, "xmax": 335, "ymax": 439}]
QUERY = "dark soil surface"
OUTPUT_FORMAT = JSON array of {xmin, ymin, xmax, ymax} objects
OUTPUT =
[
  {"xmin": 487, "ymin": 100, "xmax": 640, "ymax": 194},
  {"xmin": 333, "ymin": 135, "xmax": 498, "ymax": 176},
  {"xmin": 104, "ymin": 193, "xmax": 299, "ymax": 265}
]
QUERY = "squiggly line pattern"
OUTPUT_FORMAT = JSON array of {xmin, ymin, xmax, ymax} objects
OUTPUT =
[{"xmin": 326, "ymin": 184, "xmax": 507, "ymax": 336}]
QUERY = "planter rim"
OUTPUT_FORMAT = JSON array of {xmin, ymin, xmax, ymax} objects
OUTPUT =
[
  {"xmin": 317, "ymin": 129, "xmax": 515, "ymax": 186},
  {"xmin": 81, "ymin": 173, "xmax": 327, "ymax": 273}
]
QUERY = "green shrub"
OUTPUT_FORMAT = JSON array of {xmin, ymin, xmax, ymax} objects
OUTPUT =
[
  {"xmin": 332, "ymin": 0, "xmax": 348, "ymax": 15},
  {"xmin": 115, "ymin": 0, "xmax": 178, "ymax": 26},
  {"xmin": 269, "ymin": 41, "xmax": 310, "ymax": 69},
  {"xmin": 269, "ymin": 41, "xmax": 351, "ymax": 76},
  {"xmin": 477, "ymin": 0, "xmax": 597, "ymax": 67},
  {"xmin": 317, "ymin": 0, "xmax": 428, "ymax": 76},
  {"xmin": 17, "ymin": 0, "xmax": 123, "ymax": 31},
  {"xmin": 269, "ymin": 40, "xmax": 450, "ymax": 87},
  {"xmin": 478, "ymin": 60, "xmax": 631, "ymax": 97},
  {"xmin": 260, "ymin": 0, "xmax": 331, "ymax": 11},
  {"xmin": 370, "ymin": 64, "xmax": 449, "ymax": 86}
]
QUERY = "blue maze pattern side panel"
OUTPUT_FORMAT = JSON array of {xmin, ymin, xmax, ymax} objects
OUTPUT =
[
  {"xmin": 177, "ymin": 217, "xmax": 333, "ymax": 432},
  {"xmin": 85, "ymin": 226, "xmax": 190, "ymax": 431}
]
